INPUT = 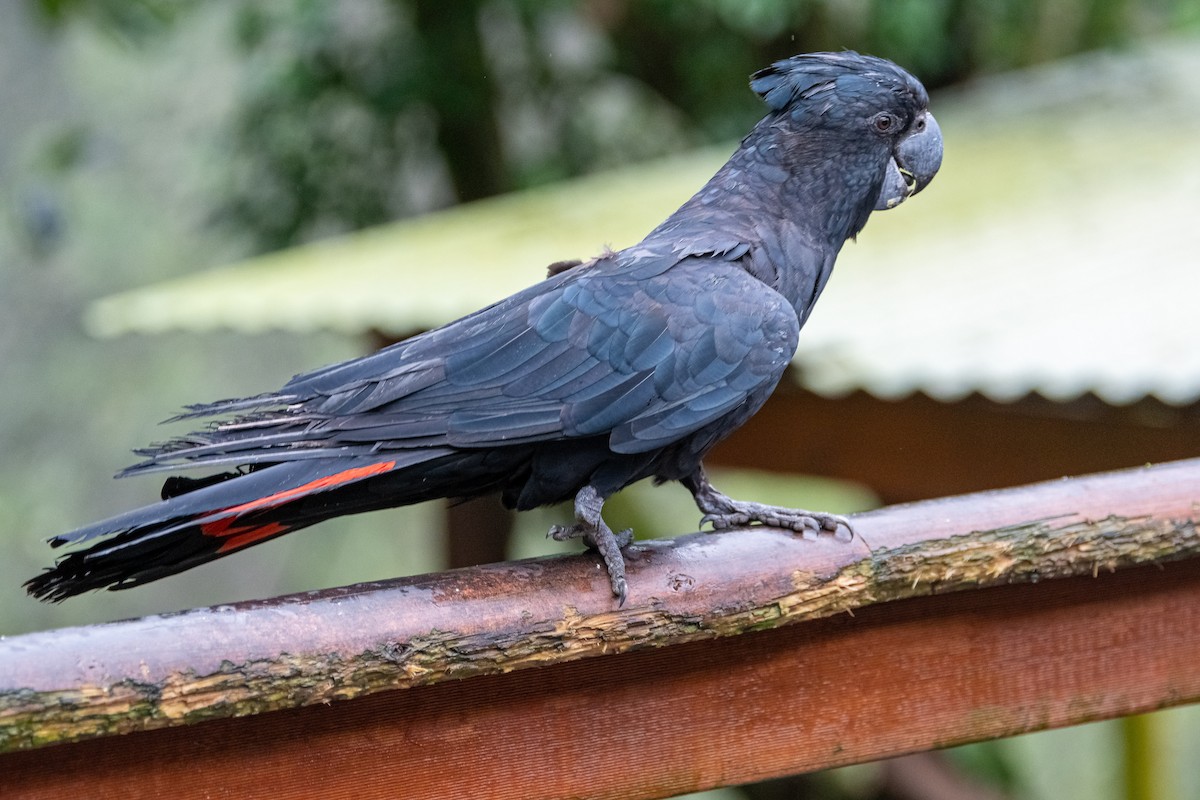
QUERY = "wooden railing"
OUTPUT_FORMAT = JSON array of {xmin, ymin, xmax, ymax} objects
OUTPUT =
[{"xmin": 3, "ymin": 459, "xmax": 1199, "ymax": 799}]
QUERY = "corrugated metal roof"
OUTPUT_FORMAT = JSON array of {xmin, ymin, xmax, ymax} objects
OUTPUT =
[
  {"xmin": 84, "ymin": 146, "xmax": 729, "ymax": 338},
  {"xmin": 86, "ymin": 40, "xmax": 1200, "ymax": 406}
]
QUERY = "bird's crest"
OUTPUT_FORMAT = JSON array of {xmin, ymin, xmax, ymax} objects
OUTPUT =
[{"xmin": 750, "ymin": 51, "xmax": 927, "ymax": 118}]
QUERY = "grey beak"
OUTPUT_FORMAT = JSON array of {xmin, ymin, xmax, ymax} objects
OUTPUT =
[{"xmin": 875, "ymin": 111, "xmax": 943, "ymax": 210}]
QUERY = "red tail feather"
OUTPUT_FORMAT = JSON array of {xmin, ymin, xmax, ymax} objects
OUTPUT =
[{"xmin": 199, "ymin": 460, "xmax": 397, "ymax": 551}]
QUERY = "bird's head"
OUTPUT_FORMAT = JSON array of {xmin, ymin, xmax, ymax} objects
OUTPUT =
[{"xmin": 750, "ymin": 51, "xmax": 943, "ymax": 213}]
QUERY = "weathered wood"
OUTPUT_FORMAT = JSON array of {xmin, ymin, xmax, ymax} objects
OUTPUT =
[
  {"xmin": 4, "ymin": 549, "xmax": 1200, "ymax": 798},
  {"xmin": 2, "ymin": 458, "xmax": 1198, "ymax": 767}
]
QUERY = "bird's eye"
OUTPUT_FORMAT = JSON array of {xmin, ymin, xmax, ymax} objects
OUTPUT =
[{"xmin": 872, "ymin": 113, "xmax": 898, "ymax": 133}]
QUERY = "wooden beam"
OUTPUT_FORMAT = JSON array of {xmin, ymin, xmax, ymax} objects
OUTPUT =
[
  {"xmin": 4, "ymin": 562, "xmax": 1199, "ymax": 799},
  {"xmin": 3, "ymin": 459, "xmax": 1200, "ymax": 798}
]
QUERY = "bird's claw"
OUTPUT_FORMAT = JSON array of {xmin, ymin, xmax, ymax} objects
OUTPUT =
[
  {"xmin": 699, "ymin": 505, "xmax": 853, "ymax": 541},
  {"xmin": 612, "ymin": 575, "xmax": 628, "ymax": 607},
  {"xmin": 549, "ymin": 486, "xmax": 633, "ymax": 605},
  {"xmin": 687, "ymin": 467, "xmax": 854, "ymax": 543},
  {"xmin": 547, "ymin": 522, "xmax": 577, "ymax": 542},
  {"xmin": 549, "ymin": 523, "xmax": 633, "ymax": 549}
]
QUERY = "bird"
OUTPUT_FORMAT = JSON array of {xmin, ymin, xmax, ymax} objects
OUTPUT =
[{"xmin": 26, "ymin": 51, "xmax": 942, "ymax": 606}]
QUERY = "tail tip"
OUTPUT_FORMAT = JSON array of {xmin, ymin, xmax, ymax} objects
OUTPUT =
[{"xmin": 24, "ymin": 570, "xmax": 72, "ymax": 603}]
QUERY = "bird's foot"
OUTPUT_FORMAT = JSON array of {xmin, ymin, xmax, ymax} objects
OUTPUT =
[
  {"xmin": 700, "ymin": 502, "xmax": 852, "ymax": 540},
  {"xmin": 685, "ymin": 466, "xmax": 854, "ymax": 541},
  {"xmin": 548, "ymin": 486, "xmax": 632, "ymax": 605}
]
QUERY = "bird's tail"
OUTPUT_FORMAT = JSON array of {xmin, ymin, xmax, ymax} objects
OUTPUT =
[{"xmin": 25, "ymin": 456, "xmax": 406, "ymax": 602}]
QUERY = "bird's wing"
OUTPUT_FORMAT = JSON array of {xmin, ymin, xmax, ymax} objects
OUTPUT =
[
  {"xmin": 127, "ymin": 253, "xmax": 800, "ymax": 472},
  {"xmin": 342, "ymin": 254, "xmax": 801, "ymax": 452}
]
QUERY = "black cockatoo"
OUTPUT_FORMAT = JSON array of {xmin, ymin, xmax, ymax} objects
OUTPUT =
[{"xmin": 28, "ymin": 52, "xmax": 942, "ymax": 605}]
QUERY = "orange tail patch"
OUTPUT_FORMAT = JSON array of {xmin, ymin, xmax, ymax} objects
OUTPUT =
[
  {"xmin": 214, "ymin": 522, "xmax": 291, "ymax": 553},
  {"xmin": 200, "ymin": 460, "xmax": 397, "ymax": 551}
]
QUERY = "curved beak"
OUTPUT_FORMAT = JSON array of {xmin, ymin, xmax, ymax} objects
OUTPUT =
[{"xmin": 875, "ymin": 111, "xmax": 943, "ymax": 210}]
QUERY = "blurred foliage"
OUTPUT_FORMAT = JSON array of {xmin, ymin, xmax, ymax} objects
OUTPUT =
[
  {"xmin": 30, "ymin": 0, "xmax": 1197, "ymax": 251},
  {"xmin": 213, "ymin": 0, "xmax": 1197, "ymax": 251},
  {"xmin": 31, "ymin": 0, "xmax": 197, "ymax": 42}
]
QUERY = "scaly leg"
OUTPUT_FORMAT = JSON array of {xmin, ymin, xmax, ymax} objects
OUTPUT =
[
  {"xmin": 548, "ymin": 485, "xmax": 633, "ymax": 604},
  {"xmin": 684, "ymin": 465, "xmax": 853, "ymax": 540}
]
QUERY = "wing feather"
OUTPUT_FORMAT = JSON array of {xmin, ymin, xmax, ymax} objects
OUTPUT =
[{"xmin": 132, "ymin": 254, "xmax": 799, "ymax": 472}]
